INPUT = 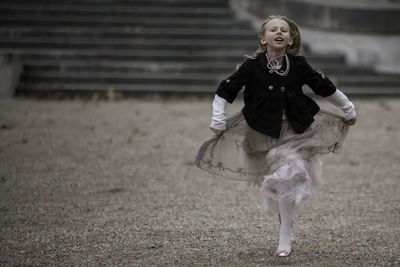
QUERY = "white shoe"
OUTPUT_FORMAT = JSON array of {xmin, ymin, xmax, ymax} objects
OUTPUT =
[{"xmin": 277, "ymin": 247, "xmax": 291, "ymax": 257}]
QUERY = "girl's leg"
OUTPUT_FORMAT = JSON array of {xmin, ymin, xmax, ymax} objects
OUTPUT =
[{"xmin": 277, "ymin": 197, "xmax": 295, "ymax": 256}]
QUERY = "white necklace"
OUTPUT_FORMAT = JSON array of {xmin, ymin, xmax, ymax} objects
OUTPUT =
[{"xmin": 266, "ymin": 52, "xmax": 290, "ymax": 76}]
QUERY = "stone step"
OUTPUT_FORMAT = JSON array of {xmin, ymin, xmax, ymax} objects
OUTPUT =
[
  {"xmin": 1, "ymin": 48, "xmax": 345, "ymax": 64},
  {"xmin": 5, "ymin": 0, "xmax": 229, "ymax": 8},
  {"xmin": 0, "ymin": 28, "xmax": 256, "ymax": 40},
  {"xmin": 21, "ymin": 60, "xmax": 375, "ymax": 76},
  {"xmin": 0, "ymin": 4, "xmax": 231, "ymax": 12},
  {"xmin": 0, "ymin": 36, "xmax": 255, "ymax": 46},
  {"xmin": 0, "ymin": 39, "xmax": 256, "ymax": 51},
  {"xmin": 21, "ymin": 71, "xmax": 220, "ymax": 85},
  {"xmin": 21, "ymin": 70, "xmax": 400, "ymax": 87},
  {"xmin": 1, "ymin": 48, "xmax": 249, "ymax": 62},
  {"xmin": 309, "ymin": 65, "xmax": 376, "ymax": 76},
  {"xmin": 336, "ymin": 76, "xmax": 400, "ymax": 87},
  {"xmin": 0, "ymin": 41, "xmax": 255, "ymax": 51},
  {"xmin": 0, "ymin": 26, "xmax": 253, "ymax": 38},
  {"xmin": 336, "ymin": 87, "xmax": 400, "ymax": 96},
  {"xmin": 22, "ymin": 60, "xmax": 238, "ymax": 73},
  {"xmin": 0, "ymin": 6, "xmax": 233, "ymax": 19},
  {"xmin": 16, "ymin": 82, "xmax": 214, "ymax": 95},
  {"xmin": 16, "ymin": 82, "xmax": 400, "ymax": 97},
  {"xmin": 0, "ymin": 16, "xmax": 249, "ymax": 28}
]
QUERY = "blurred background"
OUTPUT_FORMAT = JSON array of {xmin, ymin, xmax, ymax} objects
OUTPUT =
[{"xmin": 0, "ymin": 0, "xmax": 399, "ymax": 99}]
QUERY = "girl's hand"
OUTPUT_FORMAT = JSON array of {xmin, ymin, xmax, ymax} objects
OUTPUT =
[
  {"xmin": 344, "ymin": 116, "xmax": 357, "ymax": 126},
  {"xmin": 210, "ymin": 127, "xmax": 224, "ymax": 135}
]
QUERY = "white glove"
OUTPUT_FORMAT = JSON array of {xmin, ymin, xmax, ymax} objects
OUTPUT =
[
  {"xmin": 210, "ymin": 94, "xmax": 227, "ymax": 130},
  {"xmin": 326, "ymin": 89, "xmax": 356, "ymax": 120}
]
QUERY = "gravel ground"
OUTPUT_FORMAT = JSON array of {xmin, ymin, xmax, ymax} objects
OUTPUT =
[{"xmin": 0, "ymin": 97, "xmax": 399, "ymax": 266}]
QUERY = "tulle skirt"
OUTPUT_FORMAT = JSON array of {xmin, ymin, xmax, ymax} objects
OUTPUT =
[{"xmin": 195, "ymin": 110, "xmax": 349, "ymax": 211}]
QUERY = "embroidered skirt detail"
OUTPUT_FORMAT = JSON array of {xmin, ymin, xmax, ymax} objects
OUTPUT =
[{"xmin": 195, "ymin": 110, "xmax": 349, "ymax": 211}]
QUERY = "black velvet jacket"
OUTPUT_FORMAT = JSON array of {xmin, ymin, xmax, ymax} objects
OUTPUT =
[{"xmin": 216, "ymin": 53, "xmax": 336, "ymax": 138}]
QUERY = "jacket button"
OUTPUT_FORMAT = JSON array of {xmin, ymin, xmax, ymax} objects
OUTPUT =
[
  {"xmin": 226, "ymin": 79, "xmax": 230, "ymax": 83},
  {"xmin": 268, "ymin": 85, "xmax": 274, "ymax": 90},
  {"xmin": 280, "ymin": 86, "xmax": 285, "ymax": 92},
  {"xmin": 318, "ymin": 70, "xmax": 326, "ymax": 79},
  {"xmin": 269, "ymin": 69, "xmax": 274, "ymax": 74}
]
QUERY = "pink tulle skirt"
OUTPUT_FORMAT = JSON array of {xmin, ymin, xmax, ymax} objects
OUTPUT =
[{"xmin": 195, "ymin": 110, "xmax": 349, "ymax": 211}]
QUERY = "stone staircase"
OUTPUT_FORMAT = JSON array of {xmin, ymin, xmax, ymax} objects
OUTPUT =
[{"xmin": 0, "ymin": 0, "xmax": 399, "ymax": 97}]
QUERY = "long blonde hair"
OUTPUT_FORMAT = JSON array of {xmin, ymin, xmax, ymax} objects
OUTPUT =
[{"xmin": 247, "ymin": 15, "xmax": 303, "ymax": 58}]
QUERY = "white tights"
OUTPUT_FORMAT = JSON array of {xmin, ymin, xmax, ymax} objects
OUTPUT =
[{"xmin": 278, "ymin": 197, "xmax": 295, "ymax": 252}]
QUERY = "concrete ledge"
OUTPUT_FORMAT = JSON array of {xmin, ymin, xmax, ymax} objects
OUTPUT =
[
  {"xmin": 0, "ymin": 54, "xmax": 22, "ymax": 98},
  {"xmin": 239, "ymin": 0, "xmax": 400, "ymax": 33}
]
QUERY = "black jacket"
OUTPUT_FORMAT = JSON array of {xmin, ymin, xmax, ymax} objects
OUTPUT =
[{"xmin": 216, "ymin": 53, "xmax": 336, "ymax": 138}]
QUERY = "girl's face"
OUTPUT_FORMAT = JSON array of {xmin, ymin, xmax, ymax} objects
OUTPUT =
[{"xmin": 260, "ymin": 18, "xmax": 293, "ymax": 52}]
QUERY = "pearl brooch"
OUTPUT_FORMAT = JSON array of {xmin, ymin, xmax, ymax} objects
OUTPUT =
[{"xmin": 266, "ymin": 53, "xmax": 290, "ymax": 76}]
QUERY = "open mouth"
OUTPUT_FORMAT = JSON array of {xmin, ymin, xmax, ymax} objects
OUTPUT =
[{"xmin": 274, "ymin": 37, "xmax": 284, "ymax": 42}]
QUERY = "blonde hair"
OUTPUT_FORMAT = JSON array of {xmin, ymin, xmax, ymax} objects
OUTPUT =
[{"xmin": 247, "ymin": 15, "xmax": 303, "ymax": 58}]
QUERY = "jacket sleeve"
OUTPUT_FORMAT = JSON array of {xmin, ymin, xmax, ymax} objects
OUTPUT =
[
  {"xmin": 298, "ymin": 56, "xmax": 336, "ymax": 97},
  {"xmin": 215, "ymin": 58, "xmax": 252, "ymax": 103}
]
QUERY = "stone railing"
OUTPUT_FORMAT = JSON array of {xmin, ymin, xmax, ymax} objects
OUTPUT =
[{"xmin": 231, "ymin": 0, "xmax": 400, "ymax": 73}]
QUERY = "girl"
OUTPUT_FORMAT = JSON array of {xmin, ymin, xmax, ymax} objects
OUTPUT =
[{"xmin": 195, "ymin": 15, "xmax": 357, "ymax": 257}]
